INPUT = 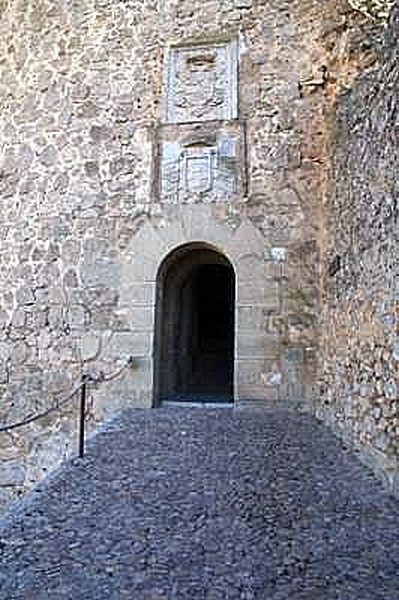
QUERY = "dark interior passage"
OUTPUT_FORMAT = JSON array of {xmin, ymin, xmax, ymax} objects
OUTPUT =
[
  {"xmin": 188, "ymin": 264, "xmax": 234, "ymax": 395},
  {"xmin": 155, "ymin": 245, "xmax": 235, "ymax": 404}
]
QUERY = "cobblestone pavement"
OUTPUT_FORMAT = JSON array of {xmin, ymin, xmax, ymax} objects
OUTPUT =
[{"xmin": 1, "ymin": 407, "xmax": 398, "ymax": 600}]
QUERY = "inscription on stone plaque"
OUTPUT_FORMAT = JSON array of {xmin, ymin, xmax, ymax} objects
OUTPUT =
[{"xmin": 165, "ymin": 40, "xmax": 238, "ymax": 123}]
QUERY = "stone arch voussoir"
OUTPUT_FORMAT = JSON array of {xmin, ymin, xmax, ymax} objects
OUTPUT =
[{"xmin": 116, "ymin": 205, "xmax": 274, "ymax": 405}]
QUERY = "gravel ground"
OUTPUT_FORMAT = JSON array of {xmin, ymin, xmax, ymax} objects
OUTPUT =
[{"xmin": 0, "ymin": 407, "xmax": 398, "ymax": 600}]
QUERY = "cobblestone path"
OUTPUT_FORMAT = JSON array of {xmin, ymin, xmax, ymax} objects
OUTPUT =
[{"xmin": 1, "ymin": 408, "xmax": 398, "ymax": 600}]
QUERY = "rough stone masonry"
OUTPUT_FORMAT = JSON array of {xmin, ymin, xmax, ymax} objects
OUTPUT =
[
  {"xmin": 319, "ymin": 3, "xmax": 398, "ymax": 496},
  {"xmin": 0, "ymin": 0, "xmax": 397, "ymax": 511}
]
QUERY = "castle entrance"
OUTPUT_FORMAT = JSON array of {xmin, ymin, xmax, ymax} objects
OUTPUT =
[{"xmin": 154, "ymin": 244, "xmax": 235, "ymax": 404}]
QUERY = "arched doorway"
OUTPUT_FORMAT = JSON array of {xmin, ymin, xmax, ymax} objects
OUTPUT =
[{"xmin": 154, "ymin": 243, "xmax": 235, "ymax": 404}]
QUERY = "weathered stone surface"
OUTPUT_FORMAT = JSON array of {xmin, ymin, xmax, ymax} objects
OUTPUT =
[
  {"xmin": 0, "ymin": 0, "xmax": 396, "ymax": 512},
  {"xmin": 320, "ymin": 3, "xmax": 398, "ymax": 492}
]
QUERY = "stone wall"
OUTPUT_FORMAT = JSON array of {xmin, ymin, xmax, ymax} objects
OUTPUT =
[
  {"xmin": 0, "ymin": 0, "xmax": 388, "ymax": 511},
  {"xmin": 319, "ymin": 4, "xmax": 398, "ymax": 494}
]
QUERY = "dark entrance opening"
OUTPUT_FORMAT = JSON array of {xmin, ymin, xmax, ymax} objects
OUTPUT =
[{"xmin": 154, "ymin": 244, "xmax": 235, "ymax": 404}]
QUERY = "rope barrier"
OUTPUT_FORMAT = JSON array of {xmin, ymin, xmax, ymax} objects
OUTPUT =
[
  {"xmin": 0, "ymin": 378, "xmax": 87, "ymax": 433},
  {"xmin": 95, "ymin": 356, "xmax": 136, "ymax": 383},
  {"xmin": 0, "ymin": 357, "xmax": 135, "ymax": 434}
]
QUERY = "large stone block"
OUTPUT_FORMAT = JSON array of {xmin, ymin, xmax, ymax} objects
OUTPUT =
[
  {"xmin": 81, "ymin": 261, "xmax": 121, "ymax": 288},
  {"xmin": 235, "ymin": 253, "xmax": 266, "ymax": 282},
  {"xmin": 236, "ymin": 359, "xmax": 280, "ymax": 401},
  {"xmin": 15, "ymin": 286, "xmax": 35, "ymax": 306},
  {"xmin": 121, "ymin": 283, "xmax": 156, "ymax": 307},
  {"xmin": 237, "ymin": 332, "xmax": 279, "ymax": 358},
  {"xmin": 105, "ymin": 331, "xmax": 153, "ymax": 360},
  {"xmin": 237, "ymin": 280, "xmax": 280, "ymax": 309},
  {"xmin": 237, "ymin": 306, "xmax": 267, "ymax": 331},
  {"xmin": 127, "ymin": 307, "xmax": 155, "ymax": 331}
]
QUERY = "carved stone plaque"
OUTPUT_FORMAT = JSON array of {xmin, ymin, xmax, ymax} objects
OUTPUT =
[
  {"xmin": 165, "ymin": 40, "xmax": 238, "ymax": 123},
  {"xmin": 158, "ymin": 122, "xmax": 244, "ymax": 203},
  {"xmin": 184, "ymin": 150, "xmax": 215, "ymax": 193}
]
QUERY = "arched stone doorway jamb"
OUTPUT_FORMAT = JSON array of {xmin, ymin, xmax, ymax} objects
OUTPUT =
[{"xmin": 117, "ymin": 204, "xmax": 276, "ymax": 406}]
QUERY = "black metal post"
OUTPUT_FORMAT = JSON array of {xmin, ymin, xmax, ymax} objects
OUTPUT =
[{"xmin": 78, "ymin": 374, "xmax": 87, "ymax": 458}]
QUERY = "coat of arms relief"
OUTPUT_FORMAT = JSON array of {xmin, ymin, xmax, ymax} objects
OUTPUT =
[
  {"xmin": 159, "ymin": 39, "xmax": 242, "ymax": 203},
  {"xmin": 165, "ymin": 40, "xmax": 238, "ymax": 123},
  {"xmin": 173, "ymin": 51, "xmax": 225, "ymax": 120},
  {"xmin": 160, "ymin": 130, "xmax": 240, "ymax": 203}
]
